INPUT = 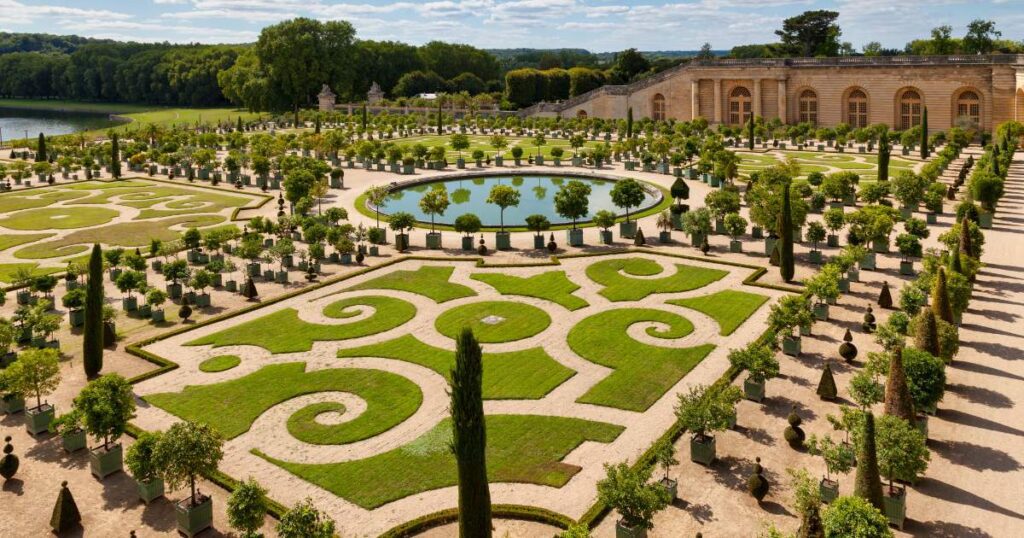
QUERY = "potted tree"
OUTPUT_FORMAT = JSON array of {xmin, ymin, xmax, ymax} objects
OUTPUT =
[
  {"xmin": 454, "ymin": 214, "xmax": 481, "ymax": 251},
  {"xmin": 550, "ymin": 146, "xmax": 564, "ymax": 166},
  {"xmin": 594, "ymin": 210, "xmax": 617, "ymax": 245},
  {"xmin": 52, "ymin": 409, "xmax": 87, "ymax": 453},
  {"xmin": 115, "ymin": 270, "xmax": 143, "ymax": 312},
  {"xmin": 487, "ymin": 184, "xmax": 520, "ymax": 250},
  {"xmin": 674, "ymin": 384, "xmax": 734, "ymax": 465},
  {"xmin": 682, "ymin": 208, "xmax": 712, "ymax": 250},
  {"xmin": 653, "ymin": 440, "xmax": 678, "ymax": 500},
  {"xmin": 6, "ymin": 348, "xmax": 61, "ymax": 435},
  {"xmin": 0, "ymin": 367, "xmax": 25, "ymax": 415},
  {"xmin": 823, "ymin": 207, "xmax": 844, "ymax": 248},
  {"xmin": 227, "ymin": 478, "xmax": 268, "ymax": 538},
  {"xmin": 669, "ymin": 177, "xmax": 690, "ymax": 230},
  {"xmin": 728, "ymin": 343, "xmax": 779, "ymax": 403},
  {"xmin": 723, "ymin": 212, "xmax": 747, "ymax": 253},
  {"xmin": 892, "ymin": 171, "xmax": 926, "ymax": 219},
  {"xmin": 876, "ymin": 414, "xmax": 930, "ymax": 530},
  {"xmin": 269, "ymin": 239, "xmax": 295, "ymax": 284},
  {"xmin": 157, "ymin": 421, "xmax": 224, "ymax": 538},
  {"xmin": 656, "ymin": 210, "xmax": 673, "ymax": 243},
  {"xmin": 162, "ymin": 259, "xmax": 191, "ymax": 300},
  {"xmin": 902, "ymin": 347, "xmax": 946, "ymax": 417},
  {"xmin": 525, "ymin": 214, "xmax": 551, "ymax": 250},
  {"xmin": 806, "ymin": 265, "xmax": 841, "ymax": 321},
  {"xmin": 769, "ymin": 295, "xmax": 811, "ymax": 356},
  {"xmin": 806, "ymin": 221, "xmax": 826, "ymax": 264},
  {"xmin": 807, "ymin": 434, "xmax": 855, "ymax": 504},
  {"xmin": 191, "ymin": 269, "xmax": 215, "ymax": 307},
  {"xmin": 555, "ymin": 180, "xmax": 591, "ymax": 247},
  {"xmin": 419, "ymin": 187, "xmax": 449, "ymax": 249},
  {"xmin": 923, "ymin": 182, "xmax": 945, "ymax": 225},
  {"xmin": 611, "ymin": 178, "xmax": 645, "ymax": 238},
  {"xmin": 365, "ymin": 185, "xmax": 391, "ymax": 244},
  {"xmin": 76, "ymin": 374, "xmax": 135, "ymax": 479},
  {"xmin": 596, "ymin": 462, "xmax": 670, "ymax": 538},
  {"xmin": 388, "ymin": 212, "xmax": 416, "ymax": 253},
  {"xmin": 821, "ymin": 496, "xmax": 892, "ymax": 537},
  {"xmin": 62, "ymin": 288, "xmax": 87, "ymax": 327},
  {"xmin": 895, "ymin": 233, "xmax": 921, "ymax": 276},
  {"xmin": 126, "ymin": 431, "xmax": 165, "ymax": 504},
  {"xmin": 146, "ymin": 288, "xmax": 168, "ymax": 323}
]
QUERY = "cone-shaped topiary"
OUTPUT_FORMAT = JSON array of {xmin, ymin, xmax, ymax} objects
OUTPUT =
[
  {"xmin": 242, "ymin": 277, "xmax": 259, "ymax": 299},
  {"xmin": 884, "ymin": 347, "xmax": 917, "ymax": 422},
  {"xmin": 854, "ymin": 412, "xmax": 885, "ymax": 511},
  {"xmin": 769, "ymin": 241, "xmax": 780, "ymax": 266},
  {"xmin": 839, "ymin": 329, "xmax": 858, "ymax": 363},
  {"xmin": 931, "ymin": 267, "xmax": 955, "ymax": 324},
  {"xmin": 747, "ymin": 457, "xmax": 770, "ymax": 502},
  {"xmin": 950, "ymin": 247, "xmax": 964, "ymax": 274},
  {"xmin": 959, "ymin": 217, "xmax": 973, "ymax": 258},
  {"xmin": 701, "ymin": 237, "xmax": 710, "ymax": 256},
  {"xmin": 179, "ymin": 303, "xmax": 193, "ymax": 322},
  {"xmin": 784, "ymin": 406, "xmax": 806, "ymax": 449},
  {"xmin": 913, "ymin": 309, "xmax": 941, "ymax": 357},
  {"xmin": 50, "ymin": 480, "xmax": 81, "ymax": 533},
  {"xmin": 451, "ymin": 328, "xmax": 492, "ymax": 536},
  {"xmin": 1, "ymin": 436, "xmax": 18, "ymax": 480},
  {"xmin": 877, "ymin": 281, "xmax": 893, "ymax": 309},
  {"xmin": 634, "ymin": 228, "xmax": 646, "ymax": 246},
  {"xmin": 861, "ymin": 306, "xmax": 876, "ymax": 333},
  {"xmin": 817, "ymin": 362, "xmax": 838, "ymax": 400}
]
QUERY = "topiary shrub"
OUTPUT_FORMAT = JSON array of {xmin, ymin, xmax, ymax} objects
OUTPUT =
[
  {"xmin": 861, "ymin": 305, "xmax": 876, "ymax": 333},
  {"xmin": 877, "ymin": 281, "xmax": 893, "ymax": 309},
  {"xmin": 747, "ymin": 457, "xmax": 770, "ymax": 502},
  {"xmin": 784, "ymin": 407, "xmax": 806, "ymax": 449},
  {"xmin": 50, "ymin": 480, "xmax": 81, "ymax": 533},
  {"xmin": 817, "ymin": 362, "xmax": 838, "ymax": 400},
  {"xmin": 0, "ymin": 436, "xmax": 18, "ymax": 480},
  {"xmin": 839, "ymin": 329, "xmax": 858, "ymax": 363},
  {"xmin": 634, "ymin": 227, "xmax": 646, "ymax": 246},
  {"xmin": 179, "ymin": 303, "xmax": 193, "ymax": 322}
]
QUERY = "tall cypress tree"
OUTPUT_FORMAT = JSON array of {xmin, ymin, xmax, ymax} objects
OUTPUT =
[
  {"xmin": 932, "ymin": 267, "xmax": 955, "ymax": 324},
  {"xmin": 920, "ymin": 107, "xmax": 929, "ymax": 159},
  {"xmin": 451, "ymin": 328, "xmax": 491, "ymax": 538},
  {"xmin": 626, "ymin": 107, "xmax": 634, "ymax": 139},
  {"xmin": 36, "ymin": 133, "xmax": 47, "ymax": 162},
  {"xmin": 854, "ymin": 411, "xmax": 885, "ymax": 510},
  {"xmin": 780, "ymin": 180, "xmax": 795, "ymax": 282},
  {"xmin": 958, "ymin": 218, "xmax": 974, "ymax": 258},
  {"xmin": 83, "ymin": 244, "xmax": 105, "ymax": 378},
  {"xmin": 747, "ymin": 115, "xmax": 755, "ymax": 150},
  {"xmin": 913, "ymin": 309, "xmax": 941, "ymax": 357},
  {"xmin": 884, "ymin": 347, "xmax": 916, "ymax": 422},
  {"xmin": 877, "ymin": 128, "xmax": 890, "ymax": 182},
  {"xmin": 435, "ymin": 101, "xmax": 441, "ymax": 134},
  {"xmin": 110, "ymin": 134, "xmax": 121, "ymax": 179},
  {"xmin": 236, "ymin": 116, "xmax": 243, "ymax": 133}
]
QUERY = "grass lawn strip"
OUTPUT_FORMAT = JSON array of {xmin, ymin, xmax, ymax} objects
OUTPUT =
[
  {"xmin": 337, "ymin": 334, "xmax": 573, "ymax": 400},
  {"xmin": 434, "ymin": 300, "xmax": 550, "ymax": 343},
  {"xmin": 568, "ymin": 308, "xmax": 714, "ymax": 411},
  {"xmin": 346, "ymin": 265, "xmax": 476, "ymax": 303},
  {"xmin": 286, "ymin": 402, "xmax": 352, "ymax": 445},
  {"xmin": 256, "ymin": 414, "xmax": 623, "ymax": 509},
  {"xmin": 198, "ymin": 354, "xmax": 241, "ymax": 372},
  {"xmin": 470, "ymin": 271, "xmax": 588, "ymax": 310},
  {"xmin": 0, "ymin": 233, "xmax": 54, "ymax": 252},
  {"xmin": 0, "ymin": 189, "xmax": 90, "ymax": 213},
  {"xmin": 668, "ymin": 289, "xmax": 770, "ymax": 336},
  {"xmin": 585, "ymin": 257, "xmax": 727, "ymax": 301},
  {"xmin": 0, "ymin": 206, "xmax": 120, "ymax": 230},
  {"xmin": 187, "ymin": 295, "xmax": 416, "ymax": 353},
  {"xmin": 14, "ymin": 214, "xmax": 227, "ymax": 259},
  {"xmin": 144, "ymin": 362, "xmax": 422, "ymax": 442},
  {"xmin": 0, "ymin": 263, "xmax": 62, "ymax": 283}
]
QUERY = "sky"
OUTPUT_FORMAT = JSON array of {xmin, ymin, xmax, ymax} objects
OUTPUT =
[{"xmin": 1, "ymin": 0, "xmax": 1021, "ymax": 52}]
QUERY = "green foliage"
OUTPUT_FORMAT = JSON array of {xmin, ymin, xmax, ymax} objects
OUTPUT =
[
  {"xmin": 807, "ymin": 434, "xmax": 854, "ymax": 479},
  {"xmin": 816, "ymin": 362, "xmax": 838, "ymax": 400},
  {"xmin": 674, "ymin": 383, "xmax": 740, "ymax": 439},
  {"xmin": 125, "ymin": 431, "xmax": 163, "ymax": 483},
  {"xmin": 83, "ymin": 244, "xmax": 104, "ymax": 378},
  {"xmin": 454, "ymin": 213, "xmax": 482, "ymax": 236},
  {"xmin": 50, "ymin": 481, "xmax": 81, "ymax": 533},
  {"xmin": 822, "ymin": 496, "xmax": 892, "ymax": 538},
  {"xmin": 853, "ymin": 412, "xmax": 884, "ymax": 510},
  {"xmin": 277, "ymin": 498, "xmax": 336, "ymax": 538},
  {"xmin": 4, "ymin": 348, "xmax": 60, "ymax": 409},
  {"xmin": 596, "ymin": 462, "xmax": 670, "ymax": 530},
  {"xmin": 901, "ymin": 347, "xmax": 946, "ymax": 412},
  {"xmin": 450, "ymin": 328, "xmax": 492, "ymax": 537},
  {"xmin": 728, "ymin": 343, "xmax": 779, "ymax": 383},
  {"xmin": 227, "ymin": 477, "xmax": 268, "ymax": 538},
  {"xmin": 554, "ymin": 180, "xmax": 592, "ymax": 228},
  {"xmin": 780, "ymin": 180, "xmax": 795, "ymax": 281},
  {"xmin": 883, "ymin": 348, "xmax": 916, "ymax": 423},
  {"xmin": 876, "ymin": 414, "xmax": 929, "ymax": 485},
  {"xmin": 155, "ymin": 420, "xmax": 224, "ymax": 505},
  {"xmin": 75, "ymin": 373, "xmax": 135, "ymax": 448},
  {"xmin": 592, "ymin": 210, "xmax": 616, "ymax": 231}
]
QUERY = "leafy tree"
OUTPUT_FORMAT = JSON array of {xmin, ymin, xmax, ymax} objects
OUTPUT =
[
  {"xmin": 5, "ymin": 348, "xmax": 60, "ymax": 410},
  {"xmin": 228, "ymin": 477, "xmax": 268, "ymax": 538},
  {"xmin": 853, "ymin": 412, "xmax": 884, "ymax": 510},
  {"xmin": 486, "ymin": 184, "xmax": 520, "ymax": 233},
  {"xmin": 83, "ymin": 244, "xmax": 104, "ymax": 378},
  {"xmin": 454, "ymin": 213, "xmax": 482, "ymax": 238},
  {"xmin": 728, "ymin": 343, "xmax": 779, "ymax": 383},
  {"xmin": 451, "ymin": 328, "xmax": 491, "ymax": 537},
  {"xmin": 596, "ymin": 462, "xmax": 670, "ymax": 531},
  {"xmin": 419, "ymin": 187, "xmax": 450, "ymax": 233},
  {"xmin": 156, "ymin": 421, "xmax": 224, "ymax": 506},
  {"xmin": 75, "ymin": 374, "xmax": 135, "ymax": 449},
  {"xmin": 901, "ymin": 347, "xmax": 946, "ymax": 412},
  {"xmin": 611, "ymin": 48, "xmax": 650, "ymax": 82},
  {"xmin": 125, "ymin": 431, "xmax": 163, "ymax": 484},
  {"xmin": 554, "ymin": 180, "xmax": 592, "ymax": 230},
  {"xmin": 775, "ymin": 10, "xmax": 842, "ymax": 57},
  {"xmin": 277, "ymin": 498, "xmax": 335, "ymax": 538},
  {"xmin": 674, "ymin": 384, "xmax": 738, "ymax": 441},
  {"xmin": 788, "ymin": 468, "xmax": 824, "ymax": 538},
  {"xmin": 610, "ymin": 179, "xmax": 646, "ymax": 222},
  {"xmin": 821, "ymin": 496, "xmax": 892, "ymax": 538},
  {"xmin": 876, "ymin": 415, "xmax": 929, "ymax": 488},
  {"xmin": 963, "ymin": 19, "xmax": 1001, "ymax": 54}
]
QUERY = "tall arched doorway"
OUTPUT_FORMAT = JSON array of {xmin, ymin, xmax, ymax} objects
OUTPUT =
[
  {"xmin": 798, "ymin": 89, "xmax": 818, "ymax": 125},
  {"xmin": 898, "ymin": 89, "xmax": 923, "ymax": 130},
  {"xmin": 846, "ymin": 89, "xmax": 868, "ymax": 128},
  {"xmin": 954, "ymin": 90, "xmax": 981, "ymax": 129},
  {"xmin": 729, "ymin": 86, "xmax": 751, "ymax": 125},
  {"xmin": 651, "ymin": 93, "xmax": 666, "ymax": 121}
]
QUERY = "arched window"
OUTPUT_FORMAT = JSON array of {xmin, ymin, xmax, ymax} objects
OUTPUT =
[
  {"xmin": 798, "ymin": 89, "xmax": 818, "ymax": 125},
  {"xmin": 847, "ymin": 89, "xmax": 868, "ymax": 128},
  {"xmin": 728, "ymin": 86, "xmax": 751, "ymax": 125},
  {"xmin": 651, "ymin": 93, "xmax": 666, "ymax": 121},
  {"xmin": 899, "ymin": 90, "xmax": 922, "ymax": 130},
  {"xmin": 576, "ymin": 110, "xmax": 587, "ymax": 119},
  {"xmin": 956, "ymin": 91, "xmax": 981, "ymax": 127}
]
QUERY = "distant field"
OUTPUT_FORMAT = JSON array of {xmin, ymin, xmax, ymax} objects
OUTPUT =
[{"xmin": 0, "ymin": 99, "xmax": 155, "ymax": 115}]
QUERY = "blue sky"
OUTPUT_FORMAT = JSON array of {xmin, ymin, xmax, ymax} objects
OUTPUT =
[{"xmin": 1, "ymin": 0, "xmax": 1020, "ymax": 52}]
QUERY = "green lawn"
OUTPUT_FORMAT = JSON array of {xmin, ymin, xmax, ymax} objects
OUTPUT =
[
  {"xmin": 434, "ymin": 300, "xmax": 550, "ymax": 343},
  {"xmin": 0, "ymin": 233, "xmax": 53, "ymax": 252},
  {"xmin": 585, "ymin": 258, "xmax": 727, "ymax": 301},
  {"xmin": 568, "ymin": 308, "xmax": 714, "ymax": 411},
  {"xmin": 187, "ymin": 296, "xmax": 416, "ymax": 353},
  {"xmin": 145, "ymin": 362, "xmax": 422, "ymax": 442},
  {"xmin": 198, "ymin": 354, "xmax": 241, "ymax": 373},
  {"xmin": 337, "ymin": 334, "xmax": 573, "ymax": 400},
  {"xmin": 14, "ymin": 214, "xmax": 226, "ymax": 259},
  {"xmin": 0, "ymin": 99, "xmax": 155, "ymax": 114},
  {"xmin": 0, "ymin": 190, "xmax": 90, "ymax": 213},
  {"xmin": 0, "ymin": 206, "xmax": 120, "ymax": 230},
  {"xmin": 257, "ymin": 414, "xmax": 623, "ymax": 509},
  {"xmin": 287, "ymin": 402, "xmax": 351, "ymax": 444},
  {"xmin": 346, "ymin": 265, "xmax": 476, "ymax": 303},
  {"xmin": 0, "ymin": 262, "xmax": 62, "ymax": 284},
  {"xmin": 667, "ymin": 290, "xmax": 770, "ymax": 336},
  {"xmin": 470, "ymin": 271, "xmax": 588, "ymax": 311}
]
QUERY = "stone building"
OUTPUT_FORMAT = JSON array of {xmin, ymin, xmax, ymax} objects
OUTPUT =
[
  {"xmin": 524, "ymin": 55, "xmax": 1024, "ymax": 132},
  {"xmin": 318, "ymin": 84, "xmax": 336, "ymax": 112},
  {"xmin": 367, "ymin": 82, "xmax": 384, "ymax": 104}
]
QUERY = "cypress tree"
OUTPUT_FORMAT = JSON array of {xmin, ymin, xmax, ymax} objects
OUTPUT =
[
  {"xmin": 920, "ymin": 107, "xmax": 929, "ymax": 159},
  {"xmin": 314, "ymin": 115, "xmax": 321, "ymax": 134},
  {"xmin": 884, "ymin": 347, "xmax": 916, "ymax": 422},
  {"xmin": 110, "ymin": 133, "xmax": 121, "ymax": 179},
  {"xmin": 50, "ymin": 481, "xmax": 81, "ymax": 533},
  {"xmin": 451, "ymin": 328, "xmax": 492, "ymax": 538},
  {"xmin": 236, "ymin": 116, "xmax": 243, "ymax": 133},
  {"xmin": 780, "ymin": 181, "xmax": 795, "ymax": 282},
  {"xmin": 914, "ymin": 309, "xmax": 941, "ymax": 357},
  {"xmin": 83, "ymin": 244, "xmax": 105, "ymax": 378},
  {"xmin": 877, "ymin": 128, "xmax": 890, "ymax": 182},
  {"xmin": 992, "ymin": 145, "xmax": 1001, "ymax": 177},
  {"xmin": 626, "ymin": 107, "xmax": 633, "ymax": 139},
  {"xmin": 950, "ymin": 246, "xmax": 964, "ymax": 274},
  {"xmin": 747, "ymin": 115, "xmax": 755, "ymax": 150},
  {"xmin": 877, "ymin": 281, "xmax": 893, "ymax": 309},
  {"xmin": 932, "ymin": 267, "xmax": 955, "ymax": 324},
  {"xmin": 817, "ymin": 362, "xmax": 837, "ymax": 400},
  {"xmin": 435, "ymin": 102, "xmax": 441, "ymax": 134},
  {"xmin": 854, "ymin": 412, "xmax": 885, "ymax": 511},
  {"xmin": 958, "ymin": 218, "xmax": 973, "ymax": 259},
  {"xmin": 36, "ymin": 133, "xmax": 47, "ymax": 162}
]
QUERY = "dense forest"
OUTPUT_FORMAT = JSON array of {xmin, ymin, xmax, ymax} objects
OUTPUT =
[{"xmin": 0, "ymin": 11, "xmax": 1019, "ymax": 111}]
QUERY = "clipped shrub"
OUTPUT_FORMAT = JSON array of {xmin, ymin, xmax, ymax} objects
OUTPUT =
[
  {"xmin": 839, "ymin": 329, "xmax": 858, "ymax": 363},
  {"xmin": 784, "ymin": 407, "xmax": 806, "ymax": 449},
  {"xmin": 817, "ymin": 362, "xmax": 838, "ymax": 400},
  {"xmin": 747, "ymin": 457, "xmax": 770, "ymax": 501}
]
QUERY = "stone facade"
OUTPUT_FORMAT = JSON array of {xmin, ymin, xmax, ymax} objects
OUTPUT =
[
  {"xmin": 524, "ymin": 55, "xmax": 1024, "ymax": 132},
  {"xmin": 367, "ymin": 82, "xmax": 384, "ymax": 105},
  {"xmin": 318, "ymin": 84, "xmax": 336, "ymax": 112}
]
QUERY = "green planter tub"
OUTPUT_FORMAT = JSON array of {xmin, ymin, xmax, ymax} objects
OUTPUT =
[
  {"xmin": 566, "ymin": 228, "xmax": 584, "ymax": 247},
  {"xmin": 426, "ymin": 232, "xmax": 443, "ymax": 250},
  {"xmin": 689, "ymin": 434, "xmax": 716, "ymax": 465},
  {"xmin": 137, "ymin": 477, "xmax": 165, "ymax": 505},
  {"xmin": 813, "ymin": 302, "xmax": 829, "ymax": 321},
  {"xmin": 619, "ymin": 221, "xmax": 637, "ymax": 239},
  {"xmin": 176, "ymin": 496, "xmax": 214, "ymax": 538},
  {"xmin": 883, "ymin": 487, "xmax": 906, "ymax": 530},
  {"xmin": 1, "ymin": 393, "xmax": 25, "ymax": 414},
  {"xmin": 26, "ymin": 403, "xmax": 55, "ymax": 435},
  {"xmin": 615, "ymin": 520, "xmax": 647, "ymax": 538},
  {"xmin": 62, "ymin": 429, "xmax": 87, "ymax": 453},
  {"xmin": 782, "ymin": 335, "xmax": 801, "ymax": 357},
  {"xmin": 462, "ymin": 236, "xmax": 475, "ymax": 251},
  {"xmin": 600, "ymin": 230, "xmax": 613, "ymax": 245},
  {"xmin": 743, "ymin": 377, "xmax": 765, "ymax": 403},
  {"xmin": 495, "ymin": 232, "xmax": 512, "ymax": 251},
  {"xmin": 820, "ymin": 478, "xmax": 839, "ymax": 504},
  {"xmin": 90, "ymin": 443, "xmax": 123, "ymax": 479}
]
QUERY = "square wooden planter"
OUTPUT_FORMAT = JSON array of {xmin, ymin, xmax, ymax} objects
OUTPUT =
[
  {"xmin": 176, "ymin": 496, "xmax": 213, "ymax": 538},
  {"xmin": 743, "ymin": 377, "xmax": 765, "ymax": 402},
  {"xmin": 90, "ymin": 443, "xmax": 123, "ymax": 479},
  {"xmin": 62, "ymin": 429, "xmax": 87, "ymax": 453},
  {"xmin": 25, "ymin": 403, "xmax": 55, "ymax": 435},
  {"xmin": 689, "ymin": 434, "xmax": 716, "ymax": 465},
  {"xmin": 137, "ymin": 478, "xmax": 165, "ymax": 505}
]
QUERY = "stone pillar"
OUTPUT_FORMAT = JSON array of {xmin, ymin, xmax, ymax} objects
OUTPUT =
[
  {"xmin": 713, "ymin": 79, "xmax": 722, "ymax": 124},
  {"xmin": 691, "ymin": 79, "xmax": 700, "ymax": 121},
  {"xmin": 753, "ymin": 79, "xmax": 762, "ymax": 118},
  {"xmin": 777, "ymin": 79, "xmax": 787, "ymax": 124}
]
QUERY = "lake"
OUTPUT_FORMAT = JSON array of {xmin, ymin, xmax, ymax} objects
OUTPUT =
[{"xmin": 0, "ymin": 107, "xmax": 125, "ymax": 142}]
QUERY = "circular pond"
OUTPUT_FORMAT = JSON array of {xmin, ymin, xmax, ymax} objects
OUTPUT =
[{"xmin": 378, "ymin": 174, "xmax": 662, "ymax": 228}]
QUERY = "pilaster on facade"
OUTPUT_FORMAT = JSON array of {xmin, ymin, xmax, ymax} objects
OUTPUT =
[
  {"xmin": 777, "ymin": 79, "xmax": 788, "ymax": 124},
  {"xmin": 691, "ymin": 79, "xmax": 701, "ymax": 121},
  {"xmin": 713, "ymin": 79, "xmax": 723, "ymax": 124},
  {"xmin": 753, "ymin": 79, "xmax": 763, "ymax": 118}
]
